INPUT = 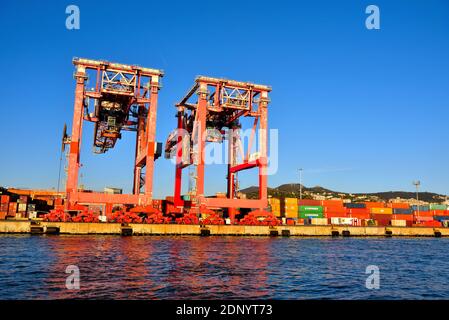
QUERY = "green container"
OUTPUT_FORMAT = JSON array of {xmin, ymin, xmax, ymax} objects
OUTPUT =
[
  {"xmin": 430, "ymin": 204, "xmax": 447, "ymax": 210},
  {"xmin": 298, "ymin": 205, "xmax": 324, "ymax": 213},
  {"xmin": 298, "ymin": 212, "xmax": 324, "ymax": 219}
]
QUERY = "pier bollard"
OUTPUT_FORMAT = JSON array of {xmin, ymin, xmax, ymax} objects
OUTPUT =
[
  {"xmin": 200, "ymin": 228, "xmax": 211, "ymax": 237},
  {"xmin": 121, "ymin": 226, "xmax": 133, "ymax": 236},
  {"xmin": 385, "ymin": 230, "xmax": 393, "ymax": 237},
  {"xmin": 331, "ymin": 230, "xmax": 339, "ymax": 237},
  {"xmin": 342, "ymin": 230, "xmax": 350, "ymax": 237},
  {"xmin": 281, "ymin": 230, "xmax": 290, "ymax": 237},
  {"xmin": 269, "ymin": 230, "xmax": 279, "ymax": 237},
  {"xmin": 434, "ymin": 231, "xmax": 442, "ymax": 238},
  {"xmin": 46, "ymin": 227, "xmax": 60, "ymax": 235},
  {"xmin": 30, "ymin": 226, "xmax": 44, "ymax": 234}
]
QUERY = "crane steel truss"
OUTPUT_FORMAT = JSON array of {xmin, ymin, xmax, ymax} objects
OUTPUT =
[
  {"xmin": 167, "ymin": 76, "xmax": 271, "ymax": 221},
  {"xmin": 65, "ymin": 58, "xmax": 163, "ymax": 214}
]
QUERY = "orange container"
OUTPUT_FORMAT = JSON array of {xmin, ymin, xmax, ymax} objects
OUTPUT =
[
  {"xmin": 370, "ymin": 207, "xmax": 393, "ymax": 214},
  {"xmin": 365, "ymin": 202, "xmax": 386, "ymax": 208},
  {"xmin": 388, "ymin": 202, "xmax": 410, "ymax": 209}
]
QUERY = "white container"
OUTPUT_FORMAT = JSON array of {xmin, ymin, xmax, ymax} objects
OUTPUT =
[
  {"xmin": 98, "ymin": 215, "xmax": 107, "ymax": 222},
  {"xmin": 391, "ymin": 219, "xmax": 406, "ymax": 227},
  {"xmin": 311, "ymin": 218, "xmax": 328, "ymax": 225},
  {"xmin": 225, "ymin": 218, "xmax": 231, "ymax": 225}
]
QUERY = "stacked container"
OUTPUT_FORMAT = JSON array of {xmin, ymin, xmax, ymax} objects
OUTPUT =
[
  {"xmin": 284, "ymin": 198, "xmax": 298, "ymax": 218},
  {"xmin": 268, "ymin": 198, "xmax": 281, "ymax": 217},
  {"xmin": 298, "ymin": 205, "xmax": 324, "ymax": 219},
  {"xmin": 0, "ymin": 195, "xmax": 9, "ymax": 219}
]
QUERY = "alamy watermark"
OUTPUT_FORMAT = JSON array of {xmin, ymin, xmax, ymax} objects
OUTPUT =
[
  {"xmin": 65, "ymin": 5, "xmax": 80, "ymax": 30},
  {"xmin": 65, "ymin": 265, "xmax": 80, "ymax": 290},
  {"xmin": 365, "ymin": 5, "xmax": 380, "ymax": 30},
  {"xmin": 365, "ymin": 265, "xmax": 380, "ymax": 289}
]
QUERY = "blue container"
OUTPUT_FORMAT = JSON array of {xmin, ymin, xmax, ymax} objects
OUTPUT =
[
  {"xmin": 344, "ymin": 203, "xmax": 366, "ymax": 209},
  {"xmin": 393, "ymin": 208, "xmax": 413, "ymax": 214},
  {"xmin": 411, "ymin": 205, "xmax": 430, "ymax": 212},
  {"xmin": 434, "ymin": 216, "xmax": 449, "ymax": 221}
]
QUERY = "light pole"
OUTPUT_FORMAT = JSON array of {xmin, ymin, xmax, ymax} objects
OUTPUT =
[
  {"xmin": 299, "ymin": 168, "xmax": 303, "ymax": 200},
  {"xmin": 413, "ymin": 180, "xmax": 421, "ymax": 218}
]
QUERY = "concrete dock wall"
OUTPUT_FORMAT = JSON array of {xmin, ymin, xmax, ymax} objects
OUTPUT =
[{"xmin": 0, "ymin": 220, "xmax": 447, "ymax": 237}]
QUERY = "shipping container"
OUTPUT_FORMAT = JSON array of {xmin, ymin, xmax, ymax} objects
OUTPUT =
[
  {"xmin": 0, "ymin": 212, "xmax": 7, "ymax": 220},
  {"xmin": 321, "ymin": 200, "xmax": 344, "ymax": 207},
  {"xmin": 298, "ymin": 205, "xmax": 323, "ymax": 213},
  {"xmin": 349, "ymin": 212, "xmax": 371, "ymax": 219},
  {"xmin": 347, "ymin": 208, "xmax": 370, "ymax": 215},
  {"xmin": 429, "ymin": 204, "xmax": 447, "ymax": 211},
  {"xmin": 388, "ymin": 202, "xmax": 410, "ymax": 209},
  {"xmin": 414, "ymin": 216, "xmax": 434, "ymax": 222},
  {"xmin": 324, "ymin": 212, "xmax": 348, "ymax": 218},
  {"xmin": 298, "ymin": 199, "xmax": 321, "ymax": 206},
  {"xmin": 391, "ymin": 220, "xmax": 407, "ymax": 227},
  {"xmin": 370, "ymin": 207, "xmax": 393, "ymax": 214},
  {"xmin": 344, "ymin": 203, "xmax": 366, "ymax": 209},
  {"xmin": 413, "ymin": 210, "xmax": 434, "ymax": 217},
  {"xmin": 17, "ymin": 195, "xmax": 28, "ymax": 204},
  {"xmin": 393, "ymin": 208, "xmax": 413, "ymax": 214},
  {"xmin": 1, "ymin": 195, "xmax": 10, "ymax": 204},
  {"xmin": 299, "ymin": 211, "xmax": 324, "ymax": 219},
  {"xmin": 433, "ymin": 215, "xmax": 449, "ymax": 222},
  {"xmin": 372, "ymin": 214, "xmax": 392, "ymax": 226},
  {"xmin": 411, "ymin": 205, "xmax": 430, "ymax": 212},
  {"xmin": 310, "ymin": 218, "xmax": 328, "ymax": 225},
  {"xmin": 8, "ymin": 202, "xmax": 17, "ymax": 214},
  {"xmin": 18, "ymin": 203, "xmax": 27, "ymax": 212},
  {"xmin": 392, "ymin": 214, "xmax": 414, "ymax": 221},
  {"xmin": 364, "ymin": 202, "xmax": 385, "ymax": 208},
  {"xmin": 431, "ymin": 210, "xmax": 448, "ymax": 216},
  {"xmin": 330, "ymin": 217, "xmax": 353, "ymax": 225},
  {"xmin": 324, "ymin": 205, "xmax": 346, "ymax": 214}
]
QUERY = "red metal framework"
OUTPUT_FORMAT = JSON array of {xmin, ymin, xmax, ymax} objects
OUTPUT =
[
  {"xmin": 65, "ymin": 58, "xmax": 164, "ymax": 215},
  {"xmin": 166, "ymin": 76, "xmax": 271, "ymax": 222}
]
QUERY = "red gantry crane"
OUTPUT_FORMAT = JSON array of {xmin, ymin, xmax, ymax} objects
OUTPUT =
[
  {"xmin": 165, "ymin": 76, "xmax": 276, "ymax": 224},
  {"xmin": 64, "ymin": 58, "xmax": 164, "ymax": 218}
]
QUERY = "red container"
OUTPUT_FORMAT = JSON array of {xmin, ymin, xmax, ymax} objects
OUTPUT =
[
  {"xmin": 324, "ymin": 206, "xmax": 346, "ymax": 214},
  {"xmin": 0, "ymin": 212, "xmax": 7, "ymax": 220},
  {"xmin": 349, "ymin": 212, "xmax": 371, "ymax": 219},
  {"xmin": 18, "ymin": 195, "xmax": 28, "ymax": 204},
  {"xmin": 414, "ymin": 216, "xmax": 433, "ymax": 222},
  {"xmin": 417, "ymin": 220, "xmax": 442, "ymax": 227},
  {"xmin": 414, "ymin": 211, "xmax": 433, "ymax": 217},
  {"xmin": 348, "ymin": 208, "xmax": 370, "ymax": 214},
  {"xmin": 431, "ymin": 210, "xmax": 447, "ymax": 216},
  {"xmin": 54, "ymin": 198, "xmax": 64, "ymax": 206},
  {"xmin": 298, "ymin": 199, "xmax": 321, "ymax": 206},
  {"xmin": 1, "ymin": 195, "xmax": 10, "ymax": 204},
  {"xmin": 392, "ymin": 214, "xmax": 413, "ymax": 221},
  {"xmin": 321, "ymin": 200, "xmax": 344, "ymax": 207},
  {"xmin": 325, "ymin": 212, "xmax": 348, "ymax": 218},
  {"xmin": 372, "ymin": 213, "xmax": 391, "ymax": 226}
]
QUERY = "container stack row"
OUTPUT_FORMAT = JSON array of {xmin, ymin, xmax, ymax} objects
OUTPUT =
[{"xmin": 267, "ymin": 198, "xmax": 449, "ymax": 227}]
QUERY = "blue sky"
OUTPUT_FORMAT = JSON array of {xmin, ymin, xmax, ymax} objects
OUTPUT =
[{"xmin": 0, "ymin": 0, "xmax": 448, "ymax": 197}]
